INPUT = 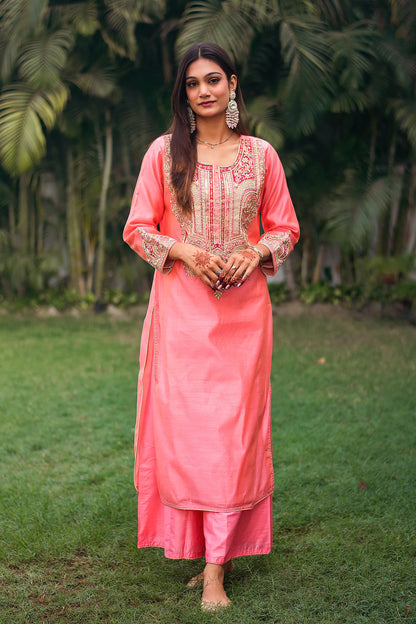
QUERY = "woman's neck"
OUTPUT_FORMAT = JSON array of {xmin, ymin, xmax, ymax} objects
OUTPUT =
[{"xmin": 196, "ymin": 118, "xmax": 231, "ymax": 144}]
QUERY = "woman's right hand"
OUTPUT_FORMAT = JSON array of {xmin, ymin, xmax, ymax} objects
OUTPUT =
[{"xmin": 168, "ymin": 242, "xmax": 225, "ymax": 290}]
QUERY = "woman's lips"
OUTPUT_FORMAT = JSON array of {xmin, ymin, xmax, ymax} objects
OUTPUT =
[{"xmin": 199, "ymin": 101, "xmax": 215, "ymax": 107}]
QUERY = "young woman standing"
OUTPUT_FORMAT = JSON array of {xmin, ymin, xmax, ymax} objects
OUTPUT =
[{"xmin": 123, "ymin": 42, "xmax": 299, "ymax": 611}]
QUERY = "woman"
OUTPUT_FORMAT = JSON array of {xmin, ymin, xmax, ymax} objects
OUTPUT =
[{"xmin": 123, "ymin": 42, "xmax": 299, "ymax": 611}]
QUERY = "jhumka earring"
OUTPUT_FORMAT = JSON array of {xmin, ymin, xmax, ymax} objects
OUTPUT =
[
  {"xmin": 187, "ymin": 104, "xmax": 196, "ymax": 133},
  {"xmin": 225, "ymin": 90, "xmax": 239, "ymax": 129}
]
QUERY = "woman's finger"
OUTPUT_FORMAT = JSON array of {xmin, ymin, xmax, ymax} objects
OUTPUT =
[
  {"xmin": 219, "ymin": 257, "xmax": 239, "ymax": 282},
  {"xmin": 230, "ymin": 253, "xmax": 259, "ymax": 284},
  {"xmin": 229, "ymin": 265, "xmax": 248, "ymax": 284}
]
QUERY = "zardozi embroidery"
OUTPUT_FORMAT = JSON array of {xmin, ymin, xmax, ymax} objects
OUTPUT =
[
  {"xmin": 162, "ymin": 135, "xmax": 289, "ymax": 294},
  {"xmin": 138, "ymin": 227, "xmax": 175, "ymax": 273},
  {"xmin": 260, "ymin": 232, "xmax": 292, "ymax": 271},
  {"xmin": 163, "ymin": 135, "xmax": 265, "ymax": 262}
]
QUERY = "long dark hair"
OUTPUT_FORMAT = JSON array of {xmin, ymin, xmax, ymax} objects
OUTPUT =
[{"xmin": 169, "ymin": 42, "xmax": 248, "ymax": 213}]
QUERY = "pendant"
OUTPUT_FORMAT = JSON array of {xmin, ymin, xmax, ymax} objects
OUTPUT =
[{"xmin": 210, "ymin": 144, "xmax": 214, "ymax": 149}]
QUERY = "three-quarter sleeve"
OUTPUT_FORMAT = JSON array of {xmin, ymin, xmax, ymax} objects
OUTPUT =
[
  {"xmin": 123, "ymin": 136, "xmax": 177, "ymax": 273},
  {"xmin": 258, "ymin": 142, "xmax": 300, "ymax": 276}
]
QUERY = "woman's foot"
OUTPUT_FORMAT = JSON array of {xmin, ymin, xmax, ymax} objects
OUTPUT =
[
  {"xmin": 200, "ymin": 562, "xmax": 232, "ymax": 611},
  {"xmin": 187, "ymin": 559, "xmax": 234, "ymax": 588}
]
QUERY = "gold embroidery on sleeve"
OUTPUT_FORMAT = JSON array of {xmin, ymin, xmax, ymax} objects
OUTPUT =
[{"xmin": 138, "ymin": 227, "xmax": 175, "ymax": 273}]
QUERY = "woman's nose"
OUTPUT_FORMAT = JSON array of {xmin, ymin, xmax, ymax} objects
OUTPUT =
[{"xmin": 199, "ymin": 83, "xmax": 210, "ymax": 97}]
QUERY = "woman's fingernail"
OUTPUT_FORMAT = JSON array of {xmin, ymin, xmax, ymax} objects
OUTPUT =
[
  {"xmin": 225, "ymin": 284, "xmax": 231, "ymax": 290},
  {"xmin": 237, "ymin": 283, "xmax": 242, "ymax": 287}
]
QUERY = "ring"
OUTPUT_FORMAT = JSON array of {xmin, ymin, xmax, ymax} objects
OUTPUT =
[
  {"xmin": 232, "ymin": 265, "xmax": 237, "ymax": 269},
  {"xmin": 216, "ymin": 269, "xmax": 221, "ymax": 275}
]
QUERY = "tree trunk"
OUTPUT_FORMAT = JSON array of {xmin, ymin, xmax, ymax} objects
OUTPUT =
[
  {"xmin": 36, "ymin": 180, "xmax": 44, "ymax": 257},
  {"xmin": 312, "ymin": 244, "xmax": 325, "ymax": 284},
  {"xmin": 393, "ymin": 157, "xmax": 412, "ymax": 256},
  {"xmin": 8, "ymin": 187, "xmax": 16, "ymax": 249},
  {"xmin": 377, "ymin": 128, "xmax": 397, "ymax": 255},
  {"xmin": 95, "ymin": 110, "xmax": 113, "ymax": 300},
  {"xmin": 284, "ymin": 255, "xmax": 297, "ymax": 299},
  {"xmin": 66, "ymin": 149, "xmax": 85, "ymax": 294},
  {"xmin": 300, "ymin": 235, "xmax": 310, "ymax": 286},
  {"xmin": 367, "ymin": 116, "xmax": 377, "ymax": 183},
  {"xmin": 161, "ymin": 29, "xmax": 172, "ymax": 84},
  {"xmin": 405, "ymin": 163, "xmax": 416, "ymax": 254},
  {"xmin": 120, "ymin": 130, "xmax": 132, "ymax": 188},
  {"xmin": 17, "ymin": 172, "xmax": 30, "ymax": 253},
  {"xmin": 29, "ymin": 178, "xmax": 36, "ymax": 255}
]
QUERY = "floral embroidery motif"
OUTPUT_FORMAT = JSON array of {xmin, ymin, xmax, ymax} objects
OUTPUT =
[
  {"xmin": 259, "ymin": 232, "xmax": 292, "ymax": 273},
  {"xmin": 138, "ymin": 227, "xmax": 175, "ymax": 273},
  {"xmin": 232, "ymin": 149, "xmax": 255, "ymax": 184},
  {"xmin": 241, "ymin": 191, "xmax": 259, "ymax": 231}
]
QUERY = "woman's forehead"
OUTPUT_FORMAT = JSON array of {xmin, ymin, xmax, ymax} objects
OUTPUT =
[{"xmin": 186, "ymin": 58, "xmax": 224, "ymax": 78}]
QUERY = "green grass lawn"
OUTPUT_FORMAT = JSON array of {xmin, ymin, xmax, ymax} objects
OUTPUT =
[{"xmin": 0, "ymin": 306, "xmax": 414, "ymax": 624}]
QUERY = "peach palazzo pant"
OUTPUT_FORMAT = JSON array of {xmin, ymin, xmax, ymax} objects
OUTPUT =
[{"xmin": 135, "ymin": 319, "xmax": 273, "ymax": 564}]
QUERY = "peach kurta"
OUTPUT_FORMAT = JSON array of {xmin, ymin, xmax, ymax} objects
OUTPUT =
[{"xmin": 124, "ymin": 135, "xmax": 299, "ymax": 519}]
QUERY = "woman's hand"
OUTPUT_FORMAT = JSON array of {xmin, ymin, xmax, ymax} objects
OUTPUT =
[
  {"xmin": 168, "ymin": 242, "xmax": 225, "ymax": 290},
  {"xmin": 219, "ymin": 248, "xmax": 260, "ymax": 289}
]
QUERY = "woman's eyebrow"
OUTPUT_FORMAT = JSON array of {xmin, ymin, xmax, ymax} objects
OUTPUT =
[{"xmin": 186, "ymin": 72, "xmax": 223, "ymax": 80}]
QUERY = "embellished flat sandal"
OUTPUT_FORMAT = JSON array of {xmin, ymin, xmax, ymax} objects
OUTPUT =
[{"xmin": 200, "ymin": 599, "xmax": 232, "ymax": 612}]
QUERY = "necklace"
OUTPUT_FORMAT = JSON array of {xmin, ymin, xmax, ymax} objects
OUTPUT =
[{"xmin": 196, "ymin": 134, "xmax": 233, "ymax": 149}]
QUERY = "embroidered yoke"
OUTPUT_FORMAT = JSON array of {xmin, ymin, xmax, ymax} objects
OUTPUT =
[{"xmin": 123, "ymin": 134, "xmax": 299, "ymax": 513}]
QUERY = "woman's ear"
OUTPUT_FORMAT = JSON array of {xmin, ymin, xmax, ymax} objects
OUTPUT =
[{"xmin": 229, "ymin": 74, "xmax": 237, "ymax": 92}]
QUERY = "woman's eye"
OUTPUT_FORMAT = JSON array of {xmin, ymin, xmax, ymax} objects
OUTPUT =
[
  {"xmin": 209, "ymin": 78, "xmax": 220, "ymax": 84},
  {"xmin": 186, "ymin": 82, "xmax": 197, "ymax": 88}
]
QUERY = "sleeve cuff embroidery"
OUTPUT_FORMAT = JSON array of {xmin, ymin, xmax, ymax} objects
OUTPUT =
[
  {"xmin": 259, "ymin": 231, "xmax": 292, "ymax": 276},
  {"xmin": 138, "ymin": 227, "xmax": 177, "ymax": 273}
]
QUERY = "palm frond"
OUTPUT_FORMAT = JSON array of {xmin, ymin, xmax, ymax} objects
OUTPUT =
[
  {"xmin": 278, "ymin": 14, "xmax": 333, "ymax": 135},
  {"xmin": 70, "ymin": 67, "xmax": 117, "ymax": 99},
  {"xmin": 0, "ymin": 0, "xmax": 47, "ymax": 37},
  {"xmin": 48, "ymin": 1, "xmax": 100, "ymax": 36},
  {"xmin": 330, "ymin": 90, "xmax": 369, "ymax": 113},
  {"xmin": 175, "ymin": 0, "xmax": 255, "ymax": 64},
  {"xmin": 0, "ymin": 83, "xmax": 68, "ymax": 174},
  {"xmin": 102, "ymin": 0, "xmax": 166, "ymax": 60},
  {"xmin": 247, "ymin": 96, "xmax": 285, "ymax": 150},
  {"xmin": 18, "ymin": 29, "xmax": 74, "ymax": 88},
  {"xmin": 328, "ymin": 22, "xmax": 380, "ymax": 90},
  {"xmin": 392, "ymin": 100, "xmax": 416, "ymax": 149},
  {"xmin": 102, "ymin": 0, "xmax": 139, "ymax": 60},
  {"xmin": 377, "ymin": 38, "xmax": 415, "ymax": 91},
  {"xmin": 105, "ymin": 0, "xmax": 166, "ymax": 23},
  {"xmin": 324, "ymin": 172, "xmax": 402, "ymax": 249},
  {"xmin": 280, "ymin": 14, "xmax": 329, "ymax": 73},
  {"xmin": 307, "ymin": 0, "xmax": 348, "ymax": 27},
  {"xmin": 0, "ymin": 35, "xmax": 22, "ymax": 83},
  {"xmin": 0, "ymin": 0, "xmax": 48, "ymax": 81},
  {"xmin": 118, "ymin": 94, "xmax": 164, "ymax": 163}
]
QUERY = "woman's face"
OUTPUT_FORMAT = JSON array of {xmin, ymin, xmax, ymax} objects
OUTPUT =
[{"xmin": 185, "ymin": 58, "xmax": 237, "ymax": 121}]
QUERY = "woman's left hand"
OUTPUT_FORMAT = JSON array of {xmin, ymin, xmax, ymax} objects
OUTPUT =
[{"xmin": 218, "ymin": 248, "xmax": 260, "ymax": 289}]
